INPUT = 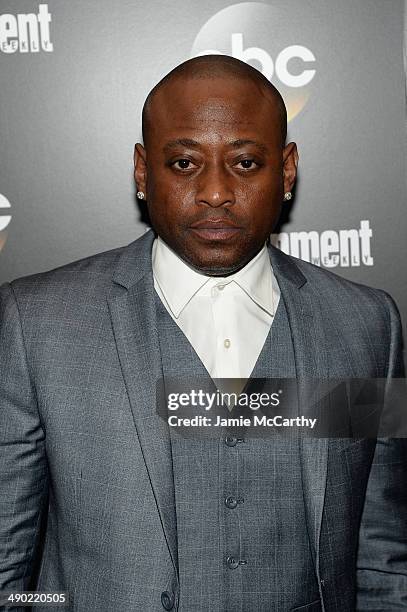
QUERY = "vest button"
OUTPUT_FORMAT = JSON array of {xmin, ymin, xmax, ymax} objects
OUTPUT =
[
  {"xmin": 225, "ymin": 436, "xmax": 237, "ymax": 446},
  {"xmin": 226, "ymin": 555, "xmax": 239, "ymax": 569},
  {"xmin": 161, "ymin": 591, "xmax": 175, "ymax": 610},
  {"xmin": 225, "ymin": 496, "xmax": 238, "ymax": 509}
]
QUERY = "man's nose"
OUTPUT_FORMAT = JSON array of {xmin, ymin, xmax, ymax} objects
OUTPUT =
[{"xmin": 195, "ymin": 164, "xmax": 235, "ymax": 208}]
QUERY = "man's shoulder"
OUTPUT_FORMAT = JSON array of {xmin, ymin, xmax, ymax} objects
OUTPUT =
[
  {"xmin": 5, "ymin": 244, "xmax": 124, "ymax": 304},
  {"xmin": 275, "ymin": 246, "xmax": 388, "ymax": 298},
  {"xmin": 0, "ymin": 232, "xmax": 155, "ymax": 323},
  {"xmin": 5, "ymin": 231, "xmax": 153, "ymax": 299},
  {"xmin": 271, "ymin": 246, "xmax": 399, "ymax": 323}
]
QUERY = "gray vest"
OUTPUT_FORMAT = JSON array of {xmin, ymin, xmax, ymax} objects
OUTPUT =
[{"xmin": 155, "ymin": 291, "xmax": 320, "ymax": 611}]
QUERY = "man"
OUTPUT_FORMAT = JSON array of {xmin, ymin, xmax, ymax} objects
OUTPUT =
[{"xmin": 0, "ymin": 55, "xmax": 406, "ymax": 611}]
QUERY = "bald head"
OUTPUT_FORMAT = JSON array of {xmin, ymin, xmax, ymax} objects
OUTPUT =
[{"xmin": 142, "ymin": 55, "xmax": 287, "ymax": 147}]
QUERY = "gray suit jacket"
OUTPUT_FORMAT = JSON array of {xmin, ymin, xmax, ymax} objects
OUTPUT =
[{"xmin": 0, "ymin": 230, "xmax": 406, "ymax": 611}]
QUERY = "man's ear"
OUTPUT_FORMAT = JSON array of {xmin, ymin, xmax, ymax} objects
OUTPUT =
[
  {"xmin": 134, "ymin": 143, "xmax": 147, "ymax": 197},
  {"xmin": 282, "ymin": 142, "xmax": 299, "ymax": 195}
]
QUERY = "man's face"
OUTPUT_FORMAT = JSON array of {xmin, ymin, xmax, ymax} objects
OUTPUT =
[{"xmin": 135, "ymin": 76, "xmax": 297, "ymax": 275}]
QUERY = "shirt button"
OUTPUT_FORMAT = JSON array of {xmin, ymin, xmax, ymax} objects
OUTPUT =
[
  {"xmin": 224, "ymin": 338, "xmax": 231, "ymax": 348},
  {"xmin": 224, "ymin": 436, "xmax": 237, "ymax": 446},
  {"xmin": 217, "ymin": 284, "xmax": 226, "ymax": 290},
  {"xmin": 161, "ymin": 591, "xmax": 175, "ymax": 610},
  {"xmin": 226, "ymin": 555, "xmax": 239, "ymax": 569},
  {"xmin": 225, "ymin": 496, "xmax": 238, "ymax": 509}
]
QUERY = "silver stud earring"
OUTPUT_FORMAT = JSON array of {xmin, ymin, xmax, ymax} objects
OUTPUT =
[
  {"xmin": 283, "ymin": 192, "xmax": 292, "ymax": 201},
  {"xmin": 136, "ymin": 191, "xmax": 145, "ymax": 200}
]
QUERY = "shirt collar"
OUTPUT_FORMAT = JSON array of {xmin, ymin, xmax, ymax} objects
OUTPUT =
[
  {"xmin": 152, "ymin": 236, "xmax": 276, "ymax": 319},
  {"xmin": 152, "ymin": 237, "xmax": 211, "ymax": 318},
  {"xmin": 232, "ymin": 243, "xmax": 275, "ymax": 316}
]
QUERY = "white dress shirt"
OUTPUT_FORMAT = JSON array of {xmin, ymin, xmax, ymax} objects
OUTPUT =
[{"xmin": 152, "ymin": 236, "xmax": 280, "ymax": 381}]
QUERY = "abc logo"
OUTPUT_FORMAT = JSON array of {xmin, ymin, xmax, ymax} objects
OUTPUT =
[
  {"xmin": 191, "ymin": 2, "xmax": 317, "ymax": 121},
  {"xmin": 0, "ymin": 193, "xmax": 12, "ymax": 253}
]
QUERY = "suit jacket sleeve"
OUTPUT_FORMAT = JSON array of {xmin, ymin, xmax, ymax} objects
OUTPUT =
[
  {"xmin": 0, "ymin": 282, "xmax": 48, "ymax": 595},
  {"xmin": 356, "ymin": 291, "xmax": 407, "ymax": 610}
]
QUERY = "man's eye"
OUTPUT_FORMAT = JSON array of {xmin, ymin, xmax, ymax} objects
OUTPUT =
[
  {"xmin": 172, "ymin": 159, "xmax": 195, "ymax": 170},
  {"xmin": 236, "ymin": 159, "xmax": 258, "ymax": 170}
]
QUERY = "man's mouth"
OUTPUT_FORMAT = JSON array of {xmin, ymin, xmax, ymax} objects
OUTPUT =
[{"xmin": 189, "ymin": 218, "xmax": 242, "ymax": 241}]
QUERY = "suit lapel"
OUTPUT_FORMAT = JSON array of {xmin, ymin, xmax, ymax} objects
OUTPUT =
[
  {"xmin": 107, "ymin": 231, "xmax": 178, "ymax": 575},
  {"xmin": 269, "ymin": 245, "xmax": 329, "ymax": 578}
]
